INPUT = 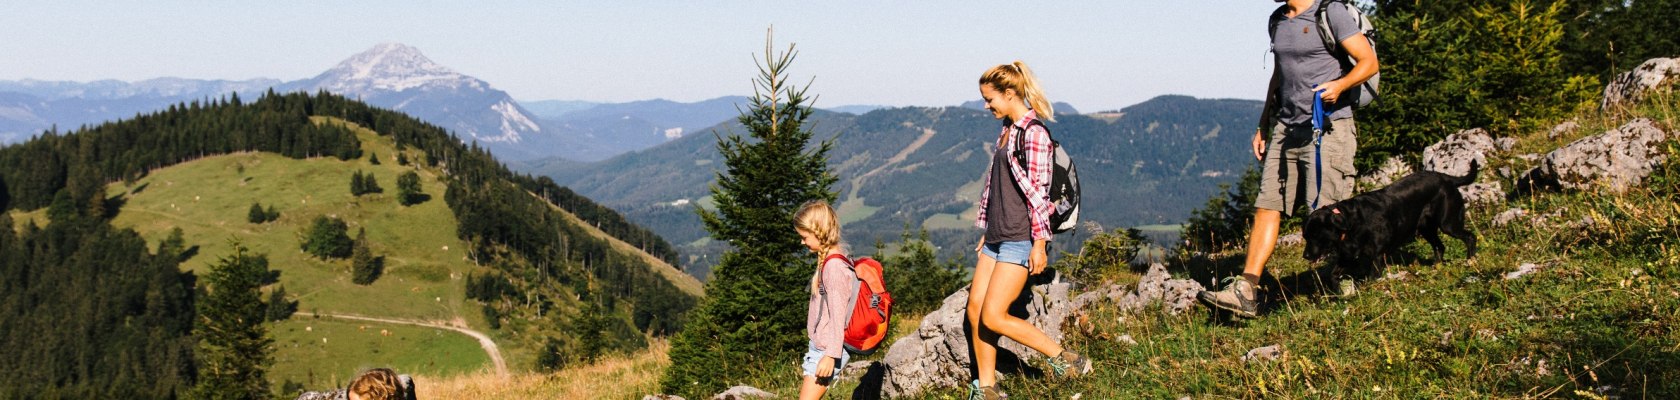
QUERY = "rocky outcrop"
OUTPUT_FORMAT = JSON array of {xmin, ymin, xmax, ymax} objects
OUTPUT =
[
  {"xmin": 877, "ymin": 264, "xmax": 1202, "ymax": 398},
  {"xmin": 1602, "ymin": 57, "xmax": 1679, "ymax": 110},
  {"xmin": 711, "ymin": 386, "xmax": 775, "ymax": 400},
  {"xmin": 1419, "ymin": 128, "xmax": 1505, "ymax": 203},
  {"xmin": 1549, "ymin": 120, "xmax": 1579, "ymax": 140},
  {"xmin": 1422, "ymin": 128, "xmax": 1495, "ymax": 178},
  {"xmin": 1460, "ymin": 182, "xmax": 1505, "ymax": 205},
  {"xmin": 1359, "ymin": 156, "xmax": 1413, "ymax": 191},
  {"xmin": 1515, "ymin": 118, "xmax": 1670, "ymax": 195}
]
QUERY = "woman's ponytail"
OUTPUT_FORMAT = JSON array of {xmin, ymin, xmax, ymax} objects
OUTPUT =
[
  {"xmin": 1011, "ymin": 61, "xmax": 1055, "ymax": 122},
  {"xmin": 981, "ymin": 61, "xmax": 1056, "ymax": 122}
]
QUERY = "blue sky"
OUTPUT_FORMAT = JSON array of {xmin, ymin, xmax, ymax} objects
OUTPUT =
[{"xmin": 1, "ymin": 1, "xmax": 1282, "ymax": 111}]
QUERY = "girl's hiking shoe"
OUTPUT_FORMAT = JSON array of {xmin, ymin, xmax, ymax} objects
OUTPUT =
[
  {"xmin": 1197, "ymin": 277, "xmax": 1259, "ymax": 318},
  {"xmin": 968, "ymin": 380, "xmax": 1005, "ymax": 400},
  {"xmin": 1048, "ymin": 350, "xmax": 1092, "ymax": 378}
]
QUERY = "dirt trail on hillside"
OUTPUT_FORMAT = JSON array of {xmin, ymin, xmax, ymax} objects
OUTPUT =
[
  {"xmin": 301, "ymin": 312, "xmax": 507, "ymax": 377},
  {"xmin": 848, "ymin": 126, "xmax": 940, "ymax": 201}
]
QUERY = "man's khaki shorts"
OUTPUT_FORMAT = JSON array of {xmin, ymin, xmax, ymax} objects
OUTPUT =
[{"xmin": 1256, "ymin": 118, "xmax": 1357, "ymax": 216}]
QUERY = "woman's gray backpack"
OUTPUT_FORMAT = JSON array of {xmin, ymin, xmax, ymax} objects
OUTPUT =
[{"xmin": 1013, "ymin": 119, "xmax": 1080, "ymax": 234}]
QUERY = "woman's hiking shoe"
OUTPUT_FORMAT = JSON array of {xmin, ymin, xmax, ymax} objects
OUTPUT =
[
  {"xmin": 968, "ymin": 380, "xmax": 1005, "ymax": 400},
  {"xmin": 1197, "ymin": 277, "xmax": 1258, "ymax": 318},
  {"xmin": 1048, "ymin": 350, "xmax": 1092, "ymax": 378}
]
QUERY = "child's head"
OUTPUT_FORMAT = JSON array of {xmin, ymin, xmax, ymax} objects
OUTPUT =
[
  {"xmin": 794, "ymin": 200, "xmax": 841, "ymax": 255},
  {"xmin": 979, "ymin": 61, "xmax": 1056, "ymax": 122},
  {"xmin": 346, "ymin": 367, "xmax": 401, "ymax": 400}
]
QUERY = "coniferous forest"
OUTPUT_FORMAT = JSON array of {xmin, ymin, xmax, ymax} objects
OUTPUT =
[{"xmin": 0, "ymin": 90, "xmax": 696, "ymax": 397}]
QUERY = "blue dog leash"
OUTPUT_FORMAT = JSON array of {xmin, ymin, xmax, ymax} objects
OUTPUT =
[{"xmin": 1311, "ymin": 90, "xmax": 1326, "ymax": 210}]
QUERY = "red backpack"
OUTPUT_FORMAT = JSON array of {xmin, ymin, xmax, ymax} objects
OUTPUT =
[{"xmin": 821, "ymin": 254, "xmax": 893, "ymax": 355}]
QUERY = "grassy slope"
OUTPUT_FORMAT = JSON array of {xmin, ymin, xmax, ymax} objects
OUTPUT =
[
  {"xmin": 101, "ymin": 118, "xmax": 491, "ymax": 387},
  {"xmin": 903, "ymin": 96, "xmax": 1679, "ymax": 398},
  {"xmin": 63, "ymin": 116, "xmax": 699, "ymax": 391}
]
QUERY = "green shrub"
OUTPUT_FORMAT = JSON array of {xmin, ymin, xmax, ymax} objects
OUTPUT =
[{"xmin": 300, "ymin": 216, "xmax": 352, "ymax": 259}]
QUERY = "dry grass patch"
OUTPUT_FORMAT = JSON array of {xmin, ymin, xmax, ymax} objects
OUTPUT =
[{"xmin": 418, "ymin": 340, "xmax": 671, "ymax": 399}]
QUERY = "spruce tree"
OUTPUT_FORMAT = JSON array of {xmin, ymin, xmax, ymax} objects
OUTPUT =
[
  {"xmin": 351, "ymin": 228, "xmax": 382, "ymax": 285},
  {"xmin": 350, "ymin": 171, "xmax": 365, "ymax": 196},
  {"xmin": 266, "ymin": 285, "xmax": 297, "ymax": 322},
  {"xmin": 190, "ymin": 242, "xmax": 275, "ymax": 400},
  {"xmin": 361, "ymin": 171, "xmax": 382, "ymax": 194},
  {"xmin": 661, "ymin": 31, "xmax": 837, "ymax": 397},
  {"xmin": 248, "ymin": 202, "xmax": 268, "ymax": 223}
]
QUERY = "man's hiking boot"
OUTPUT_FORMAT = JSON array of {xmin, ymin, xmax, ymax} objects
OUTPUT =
[
  {"xmin": 968, "ymin": 380, "xmax": 1005, "ymax": 400},
  {"xmin": 1048, "ymin": 350, "xmax": 1092, "ymax": 378},
  {"xmin": 1198, "ymin": 277, "xmax": 1259, "ymax": 318}
]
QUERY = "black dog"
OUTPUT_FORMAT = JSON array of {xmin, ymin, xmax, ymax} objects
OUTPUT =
[{"xmin": 1303, "ymin": 161, "xmax": 1479, "ymax": 279}]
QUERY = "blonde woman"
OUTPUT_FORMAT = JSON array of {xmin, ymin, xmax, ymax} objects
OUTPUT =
[
  {"xmin": 794, "ymin": 200, "xmax": 856, "ymax": 399},
  {"xmin": 967, "ymin": 61, "xmax": 1090, "ymax": 400}
]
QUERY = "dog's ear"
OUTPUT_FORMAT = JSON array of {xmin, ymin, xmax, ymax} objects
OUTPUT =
[{"xmin": 1329, "ymin": 207, "xmax": 1348, "ymax": 230}]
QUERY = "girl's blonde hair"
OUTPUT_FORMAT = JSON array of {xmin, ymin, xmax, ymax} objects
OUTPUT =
[
  {"xmin": 795, "ymin": 200, "xmax": 842, "ymax": 255},
  {"xmin": 347, "ymin": 368, "xmax": 401, "ymax": 400},
  {"xmin": 796, "ymin": 200, "xmax": 843, "ymax": 294},
  {"xmin": 979, "ymin": 61, "xmax": 1056, "ymax": 122}
]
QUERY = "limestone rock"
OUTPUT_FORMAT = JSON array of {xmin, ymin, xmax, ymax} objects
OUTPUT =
[
  {"xmin": 711, "ymin": 385, "xmax": 775, "ymax": 400},
  {"xmin": 1505, "ymin": 263, "xmax": 1544, "ymax": 280},
  {"xmin": 1492, "ymin": 208, "xmax": 1529, "ymax": 227},
  {"xmin": 878, "ymin": 264, "xmax": 1201, "ymax": 398},
  {"xmin": 1422, "ymin": 128, "xmax": 1495, "ymax": 177},
  {"xmin": 1460, "ymin": 181, "xmax": 1504, "ymax": 205},
  {"xmin": 1602, "ymin": 57, "xmax": 1680, "ymax": 110},
  {"xmin": 1277, "ymin": 232, "xmax": 1304, "ymax": 247},
  {"xmin": 1495, "ymin": 137, "xmax": 1518, "ymax": 152},
  {"xmin": 1359, "ymin": 156, "xmax": 1413, "ymax": 191},
  {"xmin": 1516, "ymin": 118, "xmax": 1669, "ymax": 194},
  {"xmin": 1242, "ymin": 345, "xmax": 1286, "ymax": 363},
  {"xmin": 1549, "ymin": 120, "xmax": 1579, "ymax": 140}
]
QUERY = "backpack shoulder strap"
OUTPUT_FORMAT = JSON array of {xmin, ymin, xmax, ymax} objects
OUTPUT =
[
  {"xmin": 1013, "ymin": 119, "xmax": 1051, "ymax": 170},
  {"xmin": 1267, "ymin": 4, "xmax": 1290, "ymax": 42},
  {"xmin": 1316, "ymin": 0, "xmax": 1359, "ymax": 57}
]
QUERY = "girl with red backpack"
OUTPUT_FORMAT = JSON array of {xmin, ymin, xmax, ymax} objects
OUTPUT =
[
  {"xmin": 794, "ymin": 200, "xmax": 856, "ymax": 399},
  {"xmin": 967, "ymin": 61, "xmax": 1091, "ymax": 400}
]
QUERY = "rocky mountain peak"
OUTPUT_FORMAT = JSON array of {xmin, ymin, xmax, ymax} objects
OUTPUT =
[{"xmin": 310, "ymin": 43, "xmax": 481, "ymax": 93}]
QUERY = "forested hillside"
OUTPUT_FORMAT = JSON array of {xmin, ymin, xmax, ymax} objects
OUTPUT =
[
  {"xmin": 0, "ymin": 91, "xmax": 698, "ymax": 396},
  {"xmin": 534, "ymin": 95, "xmax": 1260, "ymax": 275}
]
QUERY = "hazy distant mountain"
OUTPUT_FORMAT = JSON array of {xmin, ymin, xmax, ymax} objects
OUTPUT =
[
  {"xmin": 522, "ymin": 96, "xmax": 750, "ymax": 161},
  {"xmin": 524, "ymin": 95, "xmax": 1261, "ymax": 270},
  {"xmin": 825, "ymin": 105, "xmax": 891, "ymax": 115},
  {"xmin": 0, "ymin": 78, "xmax": 278, "ymax": 143},
  {"xmin": 959, "ymin": 100, "xmax": 1081, "ymax": 115},
  {"xmin": 522, "ymin": 100, "xmax": 600, "ymax": 119}
]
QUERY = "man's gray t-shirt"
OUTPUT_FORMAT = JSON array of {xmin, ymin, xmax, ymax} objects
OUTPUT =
[{"xmin": 1270, "ymin": 0, "xmax": 1362, "ymax": 126}]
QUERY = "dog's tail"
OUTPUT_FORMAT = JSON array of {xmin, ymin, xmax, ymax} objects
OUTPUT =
[{"xmin": 1451, "ymin": 159, "xmax": 1481, "ymax": 187}]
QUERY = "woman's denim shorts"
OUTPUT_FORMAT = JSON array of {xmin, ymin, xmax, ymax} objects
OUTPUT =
[{"xmin": 980, "ymin": 240, "xmax": 1032, "ymax": 266}]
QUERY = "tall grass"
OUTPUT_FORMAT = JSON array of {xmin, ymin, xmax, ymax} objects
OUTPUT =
[{"xmin": 418, "ymin": 340, "xmax": 671, "ymax": 399}]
